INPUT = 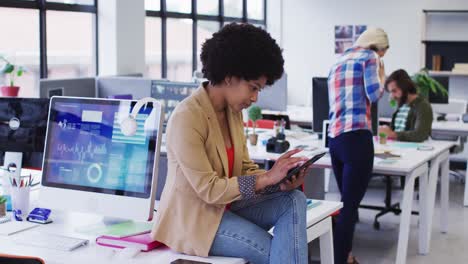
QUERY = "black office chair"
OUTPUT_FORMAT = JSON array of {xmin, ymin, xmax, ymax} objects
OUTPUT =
[{"xmin": 360, "ymin": 174, "xmax": 419, "ymax": 230}]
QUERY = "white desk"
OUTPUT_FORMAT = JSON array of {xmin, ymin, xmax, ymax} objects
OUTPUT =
[
  {"xmin": 432, "ymin": 120, "xmax": 468, "ymax": 206},
  {"xmin": 0, "ymin": 210, "xmax": 244, "ymax": 264},
  {"xmin": 0, "ymin": 183, "xmax": 342, "ymax": 264},
  {"xmin": 247, "ymin": 130, "xmax": 454, "ymax": 264},
  {"xmin": 306, "ymin": 200, "xmax": 342, "ymax": 264}
]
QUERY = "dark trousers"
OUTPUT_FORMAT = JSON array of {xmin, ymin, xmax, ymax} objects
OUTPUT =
[{"xmin": 329, "ymin": 130, "xmax": 374, "ymax": 264}]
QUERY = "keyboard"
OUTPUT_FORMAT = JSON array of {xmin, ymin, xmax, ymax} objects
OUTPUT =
[{"xmin": 13, "ymin": 231, "xmax": 89, "ymax": 251}]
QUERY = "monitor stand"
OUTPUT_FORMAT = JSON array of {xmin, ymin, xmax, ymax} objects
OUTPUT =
[{"xmin": 317, "ymin": 133, "xmax": 323, "ymax": 140}]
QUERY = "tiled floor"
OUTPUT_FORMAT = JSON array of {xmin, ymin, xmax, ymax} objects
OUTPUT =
[{"xmin": 312, "ymin": 174, "xmax": 468, "ymax": 264}]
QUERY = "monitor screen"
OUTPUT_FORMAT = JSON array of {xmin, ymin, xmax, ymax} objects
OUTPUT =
[
  {"xmin": 0, "ymin": 98, "xmax": 50, "ymax": 169},
  {"xmin": 150, "ymin": 80, "xmax": 198, "ymax": 122},
  {"xmin": 41, "ymin": 97, "xmax": 162, "ymax": 199},
  {"xmin": 312, "ymin": 77, "xmax": 329, "ymax": 133},
  {"xmin": 378, "ymin": 91, "xmax": 396, "ymax": 118},
  {"xmin": 256, "ymin": 73, "xmax": 288, "ymax": 111},
  {"xmin": 39, "ymin": 77, "xmax": 96, "ymax": 98},
  {"xmin": 429, "ymin": 76, "xmax": 449, "ymax": 104}
]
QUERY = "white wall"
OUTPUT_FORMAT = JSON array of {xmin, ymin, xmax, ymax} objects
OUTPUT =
[{"xmin": 282, "ymin": 0, "xmax": 468, "ymax": 106}]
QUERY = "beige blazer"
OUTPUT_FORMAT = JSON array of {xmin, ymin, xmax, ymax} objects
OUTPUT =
[{"xmin": 151, "ymin": 85, "xmax": 264, "ymax": 257}]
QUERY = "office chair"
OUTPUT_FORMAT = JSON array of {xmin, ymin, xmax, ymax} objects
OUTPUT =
[
  {"xmin": 0, "ymin": 254, "xmax": 45, "ymax": 264},
  {"xmin": 360, "ymin": 174, "xmax": 418, "ymax": 230}
]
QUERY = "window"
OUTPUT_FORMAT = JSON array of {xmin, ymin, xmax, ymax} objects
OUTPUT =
[
  {"xmin": 0, "ymin": 7, "xmax": 39, "ymax": 97},
  {"xmin": 47, "ymin": 0, "xmax": 94, "ymax": 4},
  {"xmin": 197, "ymin": 0, "xmax": 218, "ymax": 16},
  {"xmin": 0, "ymin": 0, "xmax": 97, "ymax": 96},
  {"xmin": 145, "ymin": 0, "xmax": 160, "ymax": 11},
  {"xmin": 224, "ymin": 0, "xmax": 243, "ymax": 18},
  {"xmin": 166, "ymin": 0, "xmax": 191, "ymax": 14},
  {"xmin": 247, "ymin": 0, "xmax": 264, "ymax": 20},
  {"xmin": 46, "ymin": 11, "xmax": 95, "ymax": 79},
  {"xmin": 197, "ymin": 21, "xmax": 220, "ymax": 70},
  {"xmin": 145, "ymin": 0, "xmax": 267, "ymax": 82},
  {"xmin": 145, "ymin": 17, "xmax": 162, "ymax": 79},
  {"xmin": 167, "ymin": 18, "xmax": 193, "ymax": 82}
]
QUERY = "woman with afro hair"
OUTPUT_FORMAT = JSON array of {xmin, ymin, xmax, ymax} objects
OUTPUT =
[{"xmin": 151, "ymin": 23, "xmax": 312, "ymax": 264}]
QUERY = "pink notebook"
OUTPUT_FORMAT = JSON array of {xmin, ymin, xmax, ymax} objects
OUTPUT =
[{"xmin": 96, "ymin": 231, "xmax": 163, "ymax": 252}]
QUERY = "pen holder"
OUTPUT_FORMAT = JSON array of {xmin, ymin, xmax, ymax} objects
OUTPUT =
[{"xmin": 11, "ymin": 186, "xmax": 30, "ymax": 221}]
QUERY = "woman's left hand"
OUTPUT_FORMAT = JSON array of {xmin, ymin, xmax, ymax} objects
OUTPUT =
[{"xmin": 279, "ymin": 165, "xmax": 312, "ymax": 192}]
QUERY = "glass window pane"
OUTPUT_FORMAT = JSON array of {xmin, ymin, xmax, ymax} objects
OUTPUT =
[
  {"xmin": 167, "ymin": 18, "xmax": 192, "ymax": 82},
  {"xmin": 197, "ymin": 21, "xmax": 219, "ymax": 70},
  {"xmin": 252, "ymin": 23, "xmax": 265, "ymax": 30},
  {"xmin": 197, "ymin": 0, "xmax": 218, "ymax": 16},
  {"xmin": 145, "ymin": 17, "xmax": 162, "ymax": 79},
  {"xmin": 166, "ymin": 0, "xmax": 191, "ymax": 14},
  {"xmin": 145, "ymin": 0, "xmax": 160, "ymax": 11},
  {"xmin": 247, "ymin": 0, "xmax": 263, "ymax": 20},
  {"xmin": 46, "ymin": 11, "xmax": 95, "ymax": 79},
  {"xmin": 0, "ymin": 8, "xmax": 40, "ymax": 97},
  {"xmin": 47, "ymin": 0, "xmax": 95, "ymax": 5},
  {"xmin": 224, "ymin": 0, "xmax": 242, "ymax": 18}
]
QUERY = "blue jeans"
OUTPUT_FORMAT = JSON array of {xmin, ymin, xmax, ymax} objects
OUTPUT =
[
  {"xmin": 209, "ymin": 190, "xmax": 308, "ymax": 264},
  {"xmin": 329, "ymin": 130, "xmax": 374, "ymax": 264}
]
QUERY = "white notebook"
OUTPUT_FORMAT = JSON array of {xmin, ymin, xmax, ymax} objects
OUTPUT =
[{"xmin": 0, "ymin": 221, "xmax": 39, "ymax": 236}]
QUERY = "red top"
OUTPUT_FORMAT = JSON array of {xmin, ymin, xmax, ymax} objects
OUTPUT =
[{"xmin": 225, "ymin": 145, "xmax": 235, "ymax": 210}]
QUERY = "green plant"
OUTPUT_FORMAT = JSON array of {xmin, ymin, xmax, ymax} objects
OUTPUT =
[
  {"xmin": 248, "ymin": 105, "xmax": 262, "ymax": 135},
  {"xmin": 412, "ymin": 68, "xmax": 448, "ymax": 99},
  {"xmin": 0, "ymin": 195, "xmax": 7, "ymax": 204},
  {"xmin": 0, "ymin": 55, "xmax": 25, "ymax": 87}
]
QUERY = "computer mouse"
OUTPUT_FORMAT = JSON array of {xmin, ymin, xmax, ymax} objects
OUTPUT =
[{"xmin": 118, "ymin": 247, "xmax": 140, "ymax": 259}]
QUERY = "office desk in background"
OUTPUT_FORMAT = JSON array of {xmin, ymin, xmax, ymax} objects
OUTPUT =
[
  {"xmin": 431, "ymin": 121, "xmax": 468, "ymax": 207},
  {"xmin": 246, "ymin": 129, "xmax": 454, "ymax": 264}
]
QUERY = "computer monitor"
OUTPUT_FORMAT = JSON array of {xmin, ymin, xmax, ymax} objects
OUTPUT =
[
  {"xmin": 150, "ymin": 80, "xmax": 199, "ymax": 123},
  {"xmin": 428, "ymin": 77, "xmax": 449, "ymax": 104},
  {"xmin": 96, "ymin": 77, "xmax": 152, "ymax": 99},
  {"xmin": 256, "ymin": 73, "xmax": 288, "ymax": 111},
  {"xmin": 0, "ymin": 98, "xmax": 50, "ymax": 169},
  {"xmin": 312, "ymin": 77, "xmax": 378, "ymax": 135},
  {"xmin": 312, "ymin": 77, "xmax": 329, "ymax": 133},
  {"xmin": 378, "ymin": 91, "xmax": 396, "ymax": 118},
  {"xmin": 39, "ymin": 97, "xmax": 164, "ymax": 221},
  {"xmin": 39, "ymin": 77, "xmax": 96, "ymax": 98}
]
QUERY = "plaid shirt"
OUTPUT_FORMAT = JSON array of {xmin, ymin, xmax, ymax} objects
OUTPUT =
[{"xmin": 327, "ymin": 47, "xmax": 383, "ymax": 138}]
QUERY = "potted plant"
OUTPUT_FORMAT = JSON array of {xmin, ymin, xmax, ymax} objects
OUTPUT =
[
  {"xmin": 248, "ymin": 105, "xmax": 262, "ymax": 145},
  {"xmin": 0, "ymin": 55, "xmax": 25, "ymax": 97},
  {"xmin": 0, "ymin": 195, "xmax": 7, "ymax": 217},
  {"xmin": 412, "ymin": 68, "xmax": 448, "ymax": 100}
]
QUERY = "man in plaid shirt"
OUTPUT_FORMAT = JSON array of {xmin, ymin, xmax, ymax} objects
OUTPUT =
[{"xmin": 327, "ymin": 28, "xmax": 388, "ymax": 264}]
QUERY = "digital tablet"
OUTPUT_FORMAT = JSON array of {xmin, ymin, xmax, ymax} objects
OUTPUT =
[{"xmin": 280, "ymin": 151, "xmax": 327, "ymax": 183}]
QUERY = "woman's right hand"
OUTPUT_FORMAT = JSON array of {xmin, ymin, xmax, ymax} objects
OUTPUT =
[{"xmin": 256, "ymin": 149, "xmax": 308, "ymax": 190}]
